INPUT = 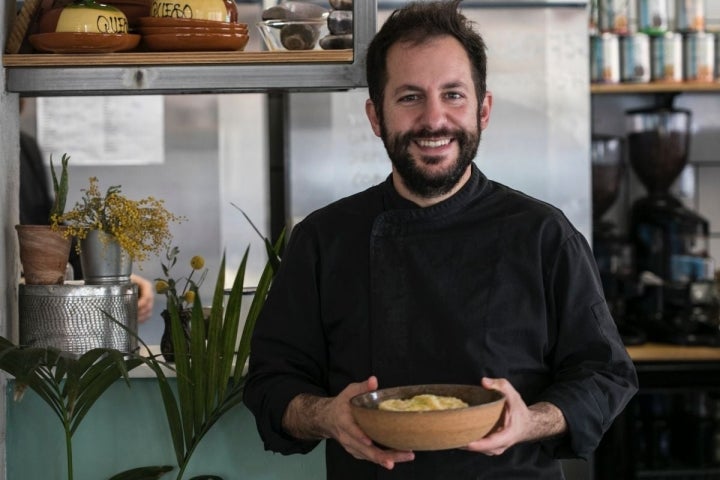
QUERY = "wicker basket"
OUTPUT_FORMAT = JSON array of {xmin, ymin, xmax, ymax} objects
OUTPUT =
[{"xmin": 19, "ymin": 282, "xmax": 138, "ymax": 355}]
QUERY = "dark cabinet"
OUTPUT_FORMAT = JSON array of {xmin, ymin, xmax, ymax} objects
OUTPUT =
[{"xmin": 596, "ymin": 352, "xmax": 720, "ymax": 479}]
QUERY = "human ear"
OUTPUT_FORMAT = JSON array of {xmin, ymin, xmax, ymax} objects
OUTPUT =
[
  {"xmin": 365, "ymin": 99, "xmax": 382, "ymax": 137},
  {"xmin": 479, "ymin": 91, "xmax": 493, "ymax": 130}
]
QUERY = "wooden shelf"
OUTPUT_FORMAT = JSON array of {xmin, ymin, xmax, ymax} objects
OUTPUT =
[
  {"xmin": 2, "ymin": 49, "xmax": 353, "ymax": 67},
  {"xmin": 627, "ymin": 342, "xmax": 720, "ymax": 362},
  {"xmin": 591, "ymin": 82, "xmax": 720, "ymax": 94}
]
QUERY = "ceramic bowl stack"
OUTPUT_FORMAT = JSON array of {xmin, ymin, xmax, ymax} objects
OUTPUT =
[
  {"xmin": 103, "ymin": 0, "xmax": 152, "ymax": 30},
  {"xmin": 30, "ymin": 0, "xmax": 141, "ymax": 53},
  {"xmin": 138, "ymin": 0, "xmax": 248, "ymax": 51}
]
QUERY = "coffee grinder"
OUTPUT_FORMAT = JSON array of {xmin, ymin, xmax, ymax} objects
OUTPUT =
[
  {"xmin": 625, "ymin": 106, "xmax": 720, "ymax": 345},
  {"xmin": 591, "ymin": 134, "xmax": 645, "ymax": 345}
]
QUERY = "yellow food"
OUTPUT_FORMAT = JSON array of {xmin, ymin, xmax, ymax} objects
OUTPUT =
[{"xmin": 378, "ymin": 394, "xmax": 468, "ymax": 412}]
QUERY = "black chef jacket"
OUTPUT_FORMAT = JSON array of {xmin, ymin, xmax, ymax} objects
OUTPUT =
[{"xmin": 244, "ymin": 164, "xmax": 638, "ymax": 479}]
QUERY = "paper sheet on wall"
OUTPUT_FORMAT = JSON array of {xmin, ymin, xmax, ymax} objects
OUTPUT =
[{"xmin": 36, "ymin": 96, "xmax": 164, "ymax": 166}]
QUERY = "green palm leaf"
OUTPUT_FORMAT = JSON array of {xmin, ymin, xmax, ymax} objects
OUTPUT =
[
  {"xmin": 108, "ymin": 465, "xmax": 174, "ymax": 480},
  {"xmin": 0, "ymin": 340, "xmax": 144, "ymax": 480}
]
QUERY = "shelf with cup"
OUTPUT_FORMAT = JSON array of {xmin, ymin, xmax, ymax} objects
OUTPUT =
[{"xmin": 3, "ymin": 1, "xmax": 375, "ymax": 96}]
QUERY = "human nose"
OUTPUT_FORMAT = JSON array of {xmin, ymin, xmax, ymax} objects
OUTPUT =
[{"xmin": 418, "ymin": 96, "xmax": 446, "ymax": 130}]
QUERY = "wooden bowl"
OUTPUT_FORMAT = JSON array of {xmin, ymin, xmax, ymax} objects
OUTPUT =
[{"xmin": 350, "ymin": 384, "xmax": 505, "ymax": 451}]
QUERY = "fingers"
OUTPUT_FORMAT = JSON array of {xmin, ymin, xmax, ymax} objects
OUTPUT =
[
  {"xmin": 338, "ymin": 376, "xmax": 415, "ymax": 469},
  {"xmin": 465, "ymin": 377, "xmax": 525, "ymax": 456},
  {"xmin": 131, "ymin": 274, "xmax": 155, "ymax": 323}
]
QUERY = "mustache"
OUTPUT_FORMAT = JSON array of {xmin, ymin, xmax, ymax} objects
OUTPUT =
[{"xmin": 409, "ymin": 128, "xmax": 455, "ymax": 139}]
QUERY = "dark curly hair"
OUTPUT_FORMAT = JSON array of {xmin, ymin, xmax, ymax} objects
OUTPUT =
[{"xmin": 365, "ymin": 0, "xmax": 488, "ymax": 118}]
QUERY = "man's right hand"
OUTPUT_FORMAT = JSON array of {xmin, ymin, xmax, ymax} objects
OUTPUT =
[{"xmin": 282, "ymin": 376, "xmax": 416, "ymax": 470}]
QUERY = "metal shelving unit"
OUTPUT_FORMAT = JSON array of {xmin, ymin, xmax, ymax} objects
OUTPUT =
[{"xmin": 2, "ymin": 1, "xmax": 376, "ymax": 96}]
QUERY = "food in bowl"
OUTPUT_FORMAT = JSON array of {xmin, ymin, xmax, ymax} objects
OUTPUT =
[
  {"xmin": 350, "ymin": 384, "xmax": 505, "ymax": 451},
  {"xmin": 379, "ymin": 394, "xmax": 469, "ymax": 412}
]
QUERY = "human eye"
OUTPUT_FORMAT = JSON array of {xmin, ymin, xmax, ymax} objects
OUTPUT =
[
  {"xmin": 397, "ymin": 93, "xmax": 421, "ymax": 104},
  {"xmin": 444, "ymin": 91, "xmax": 465, "ymax": 101}
]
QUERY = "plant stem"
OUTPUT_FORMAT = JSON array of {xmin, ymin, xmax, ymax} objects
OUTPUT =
[
  {"xmin": 175, "ymin": 420, "xmax": 215, "ymax": 480},
  {"xmin": 64, "ymin": 417, "xmax": 74, "ymax": 480}
]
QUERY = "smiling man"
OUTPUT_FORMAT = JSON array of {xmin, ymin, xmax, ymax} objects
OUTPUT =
[{"xmin": 243, "ymin": 1, "xmax": 638, "ymax": 479}]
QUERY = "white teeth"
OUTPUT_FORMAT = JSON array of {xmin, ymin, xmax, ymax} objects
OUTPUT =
[{"xmin": 417, "ymin": 138, "xmax": 450, "ymax": 148}]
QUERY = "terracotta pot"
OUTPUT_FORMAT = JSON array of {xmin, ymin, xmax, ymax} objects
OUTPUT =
[{"xmin": 15, "ymin": 225, "xmax": 72, "ymax": 285}]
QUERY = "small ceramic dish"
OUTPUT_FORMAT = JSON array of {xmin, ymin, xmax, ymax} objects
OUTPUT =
[
  {"xmin": 350, "ymin": 384, "xmax": 505, "ymax": 451},
  {"xmin": 139, "ymin": 25, "xmax": 247, "ymax": 35},
  {"xmin": 138, "ymin": 16, "xmax": 245, "ymax": 29},
  {"xmin": 142, "ymin": 32, "xmax": 249, "ymax": 51},
  {"xmin": 29, "ymin": 32, "xmax": 141, "ymax": 53}
]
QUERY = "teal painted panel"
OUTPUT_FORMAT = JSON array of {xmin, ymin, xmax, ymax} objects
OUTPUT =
[{"xmin": 6, "ymin": 379, "xmax": 325, "ymax": 480}]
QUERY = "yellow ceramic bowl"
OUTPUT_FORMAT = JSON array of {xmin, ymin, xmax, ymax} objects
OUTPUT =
[
  {"xmin": 55, "ymin": 2, "xmax": 129, "ymax": 34},
  {"xmin": 350, "ymin": 384, "xmax": 505, "ymax": 451},
  {"xmin": 150, "ymin": 0, "xmax": 237, "ymax": 23}
]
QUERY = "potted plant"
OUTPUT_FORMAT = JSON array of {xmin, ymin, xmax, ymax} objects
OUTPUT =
[
  {"xmin": 15, "ymin": 153, "xmax": 72, "ymax": 285},
  {"xmin": 2, "ymin": 223, "xmax": 284, "ymax": 480},
  {"xmin": 142, "ymin": 227, "xmax": 285, "ymax": 480},
  {"xmin": 0, "ymin": 338, "xmax": 173, "ymax": 480},
  {"xmin": 53, "ymin": 177, "xmax": 184, "ymax": 284},
  {"xmin": 155, "ymin": 246, "xmax": 208, "ymax": 362}
]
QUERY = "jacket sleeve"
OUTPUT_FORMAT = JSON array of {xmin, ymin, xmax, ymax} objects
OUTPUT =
[
  {"xmin": 243, "ymin": 222, "xmax": 329, "ymax": 455},
  {"xmin": 537, "ymin": 231, "xmax": 638, "ymax": 459}
]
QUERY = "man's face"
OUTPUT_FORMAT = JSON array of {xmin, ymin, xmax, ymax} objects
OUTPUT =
[{"xmin": 366, "ymin": 35, "xmax": 492, "ymax": 199}]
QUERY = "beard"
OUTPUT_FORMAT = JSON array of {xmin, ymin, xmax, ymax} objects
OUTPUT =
[{"xmin": 379, "ymin": 120, "xmax": 481, "ymax": 199}]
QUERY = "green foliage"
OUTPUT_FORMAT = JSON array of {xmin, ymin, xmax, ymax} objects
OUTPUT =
[
  {"xmin": 4, "ymin": 209, "xmax": 285, "ymax": 480},
  {"xmin": 49, "ymin": 153, "xmax": 70, "ymax": 222},
  {"xmin": 136, "ymin": 229, "xmax": 284, "ymax": 480},
  {"xmin": 108, "ymin": 466, "xmax": 174, "ymax": 480},
  {"xmin": 0, "ymin": 338, "xmax": 171, "ymax": 480}
]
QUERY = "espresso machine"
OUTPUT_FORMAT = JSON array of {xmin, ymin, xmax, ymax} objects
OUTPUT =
[
  {"xmin": 625, "ymin": 106, "xmax": 720, "ymax": 345},
  {"xmin": 591, "ymin": 134, "xmax": 645, "ymax": 344}
]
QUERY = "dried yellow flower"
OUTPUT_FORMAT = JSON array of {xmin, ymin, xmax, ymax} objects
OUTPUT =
[
  {"xmin": 53, "ymin": 177, "xmax": 185, "ymax": 263},
  {"xmin": 155, "ymin": 280, "xmax": 170, "ymax": 294},
  {"xmin": 156, "ymin": 246, "xmax": 208, "ymax": 311},
  {"xmin": 190, "ymin": 256, "xmax": 205, "ymax": 270},
  {"xmin": 183, "ymin": 290, "xmax": 195, "ymax": 304}
]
